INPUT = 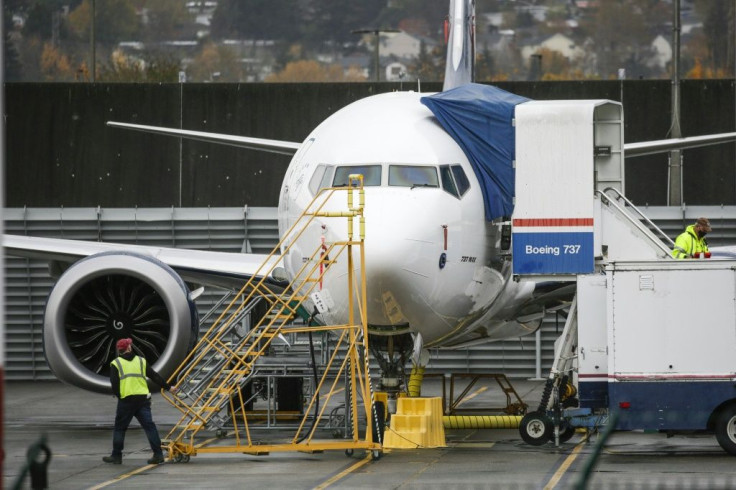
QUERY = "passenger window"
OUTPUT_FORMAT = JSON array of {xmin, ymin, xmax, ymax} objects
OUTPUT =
[
  {"xmin": 389, "ymin": 165, "xmax": 439, "ymax": 188},
  {"xmin": 308, "ymin": 165, "xmax": 326, "ymax": 195},
  {"xmin": 451, "ymin": 165, "xmax": 470, "ymax": 196},
  {"xmin": 333, "ymin": 165, "xmax": 381, "ymax": 186},
  {"xmin": 440, "ymin": 165, "xmax": 459, "ymax": 197}
]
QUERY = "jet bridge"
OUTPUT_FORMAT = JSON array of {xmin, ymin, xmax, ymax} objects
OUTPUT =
[
  {"xmin": 510, "ymin": 101, "xmax": 736, "ymax": 455},
  {"xmin": 512, "ymin": 99, "xmax": 630, "ymax": 278}
]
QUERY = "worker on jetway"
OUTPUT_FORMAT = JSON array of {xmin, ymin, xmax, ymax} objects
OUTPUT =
[
  {"xmin": 102, "ymin": 337, "xmax": 177, "ymax": 465},
  {"xmin": 672, "ymin": 217, "xmax": 711, "ymax": 259}
]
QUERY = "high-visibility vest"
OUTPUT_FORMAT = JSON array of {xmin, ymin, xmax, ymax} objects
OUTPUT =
[
  {"xmin": 672, "ymin": 225, "xmax": 709, "ymax": 259},
  {"xmin": 111, "ymin": 356, "xmax": 149, "ymax": 398}
]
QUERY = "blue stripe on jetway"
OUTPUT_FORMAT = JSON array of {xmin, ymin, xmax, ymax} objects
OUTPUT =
[
  {"xmin": 608, "ymin": 381, "xmax": 736, "ymax": 431},
  {"xmin": 579, "ymin": 381, "xmax": 608, "ymax": 409}
]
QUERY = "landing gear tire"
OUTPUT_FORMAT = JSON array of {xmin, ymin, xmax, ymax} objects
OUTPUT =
[
  {"xmin": 371, "ymin": 449, "xmax": 381, "ymax": 460},
  {"xmin": 181, "ymin": 454, "xmax": 190, "ymax": 463},
  {"xmin": 345, "ymin": 449, "xmax": 354, "ymax": 457},
  {"xmin": 556, "ymin": 423, "xmax": 576, "ymax": 444},
  {"xmin": 174, "ymin": 454, "xmax": 183, "ymax": 463},
  {"xmin": 520, "ymin": 411, "xmax": 553, "ymax": 446},
  {"xmin": 715, "ymin": 404, "xmax": 736, "ymax": 455}
]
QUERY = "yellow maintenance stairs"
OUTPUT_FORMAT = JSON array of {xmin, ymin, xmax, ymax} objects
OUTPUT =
[{"xmin": 161, "ymin": 176, "xmax": 383, "ymax": 461}]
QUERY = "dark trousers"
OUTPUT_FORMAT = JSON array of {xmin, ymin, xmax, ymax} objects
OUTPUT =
[{"xmin": 111, "ymin": 397, "xmax": 163, "ymax": 457}]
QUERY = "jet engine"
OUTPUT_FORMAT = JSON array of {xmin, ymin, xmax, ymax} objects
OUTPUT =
[{"xmin": 43, "ymin": 251, "xmax": 199, "ymax": 394}]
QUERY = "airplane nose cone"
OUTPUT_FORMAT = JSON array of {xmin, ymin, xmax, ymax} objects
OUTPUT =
[{"xmin": 360, "ymin": 189, "xmax": 450, "ymax": 326}]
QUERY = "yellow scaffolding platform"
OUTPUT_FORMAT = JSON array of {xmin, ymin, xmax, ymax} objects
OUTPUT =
[{"xmin": 160, "ymin": 175, "xmax": 382, "ymax": 461}]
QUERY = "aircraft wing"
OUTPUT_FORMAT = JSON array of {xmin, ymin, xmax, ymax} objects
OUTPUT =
[
  {"xmin": 3, "ymin": 234, "xmax": 282, "ymax": 290},
  {"xmin": 107, "ymin": 122, "xmax": 301, "ymax": 156},
  {"xmin": 625, "ymin": 132, "xmax": 736, "ymax": 158}
]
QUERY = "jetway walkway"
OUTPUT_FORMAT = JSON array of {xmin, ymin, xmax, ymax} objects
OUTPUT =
[{"xmin": 161, "ymin": 176, "xmax": 383, "ymax": 462}]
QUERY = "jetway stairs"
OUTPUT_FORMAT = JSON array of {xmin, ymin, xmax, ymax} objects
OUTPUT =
[
  {"xmin": 595, "ymin": 187, "xmax": 675, "ymax": 262},
  {"xmin": 161, "ymin": 175, "xmax": 383, "ymax": 461}
]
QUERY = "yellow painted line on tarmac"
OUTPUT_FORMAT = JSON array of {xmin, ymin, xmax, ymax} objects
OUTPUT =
[
  {"xmin": 312, "ymin": 453, "xmax": 373, "ymax": 490},
  {"xmin": 87, "ymin": 463, "xmax": 160, "ymax": 490},
  {"xmin": 88, "ymin": 436, "xmax": 219, "ymax": 489},
  {"xmin": 449, "ymin": 441, "xmax": 496, "ymax": 449},
  {"xmin": 543, "ymin": 433, "xmax": 590, "ymax": 490}
]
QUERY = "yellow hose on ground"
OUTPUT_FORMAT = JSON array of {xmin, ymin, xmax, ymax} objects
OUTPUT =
[
  {"xmin": 443, "ymin": 415, "xmax": 523, "ymax": 429},
  {"xmin": 407, "ymin": 365, "xmax": 425, "ymax": 397}
]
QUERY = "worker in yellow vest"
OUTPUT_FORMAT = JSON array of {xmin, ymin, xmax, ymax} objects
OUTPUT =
[
  {"xmin": 102, "ymin": 338, "xmax": 177, "ymax": 465},
  {"xmin": 672, "ymin": 217, "xmax": 711, "ymax": 259}
]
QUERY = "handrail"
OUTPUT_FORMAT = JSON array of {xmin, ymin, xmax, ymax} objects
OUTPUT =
[
  {"xmin": 161, "ymin": 175, "xmax": 380, "ymax": 460},
  {"xmin": 596, "ymin": 187, "xmax": 674, "ymax": 258}
]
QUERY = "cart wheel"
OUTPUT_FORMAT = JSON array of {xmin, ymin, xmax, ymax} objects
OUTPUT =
[
  {"xmin": 344, "ymin": 449, "xmax": 354, "ymax": 457},
  {"xmin": 174, "ymin": 453, "xmax": 183, "ymax": 463},
  {"xmin": 371, "ymin": 449, "xmax": 381, "ymax": 460},
  {"xmin": 519, "ymin": 411, "xmax": 553, "ymax": 446},
  {"xmin": 182, "ymin": 454, "xmax": 191, "ymax": 463},
  {"xmin": 715, "ymin": 404, "xmax": 736, "ymax": 455}
]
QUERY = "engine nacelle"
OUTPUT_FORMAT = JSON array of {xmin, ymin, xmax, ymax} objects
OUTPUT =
[{"xmin": 44, "ymin": 251, "xmax": 199, "ymax": 394}]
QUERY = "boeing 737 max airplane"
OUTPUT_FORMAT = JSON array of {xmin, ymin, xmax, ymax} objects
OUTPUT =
[{"xmin": 4, "ymin": 0, "xmax": 736, "ymax": 394}]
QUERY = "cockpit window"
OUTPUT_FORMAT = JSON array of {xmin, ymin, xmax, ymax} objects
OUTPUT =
[
  {"xmin": 388, "ymin": 165, "xmax": 439, "ymax": 188},
  {"xmin": 308, "ymin": 165, "xmax": 326, "ymax": 195},
  {"xmin": 333, "ymin": 165, "xmax": 382, "ymax": 187},
  {"xmin": 440, "ymin": 164, "xmax": 470, "ymax": 198},
  {"xmin": 451, "ymin": 165, "xmax": 470, "ymax": 195},
  {"xmin": 308, "ymin": 165, "xmax": 336, "ymax": 195},
  {"xmin": 440, "ymin": 166, "xmax": 458, "ymax": 196}
]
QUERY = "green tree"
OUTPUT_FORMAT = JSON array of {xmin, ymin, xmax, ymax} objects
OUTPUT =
[
  {"xmin": 579, "ymin": 0, "xmax": 659, "ymax": 78},
  {"xmin": 409, "ymin": 40, "xmax": 444, "ymax": 82},
  {"xmin": 4, "ymin": 0, "xmax": 25, "ymax": 81},
  {"xmin": 67, "ymin": 0, "xmax": 139, "ymax": 45},
  {"xmin": 40, "ymin": 41, "xmax": 74, "ymax": 80},
  {"xmin": 374, "ymin": 0, "xmax": 447, "ymax": 32},
  {"xmin": 692, "ymin": 0, "xmax": 735, "ymax": 76},
  {"xmin": 210, "ymin": 0, "xmax": 301, "ymax": 42},
  {"xmin": 140, "ymin": 0, "xmax": 193, "ymax": 42},
  {"xmin": 475, "ymin": 45, "xmax": 495, "ymax": 82},
  {"xmin": 22, "ymin": 0, "xmax": 73, "ymax": 41},
  {"xmin": 187, "ymin": 41, "xmax": 244, "ymax": 82},
  {"xmin": 303, "ymin": 0, "xmax": 386, "ymax": 47},
  {"xmin": 97, "ymin": 49, "xmax": 180, "ymax": 82},
  {"xmin": 266, "ymin": 59, "xmax": 364, "ymax": 82}
]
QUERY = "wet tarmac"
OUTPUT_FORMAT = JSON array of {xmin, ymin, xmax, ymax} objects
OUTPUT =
[{"xmin": 5, "ymin": 378, "xmax": 736, "ymax": 489}]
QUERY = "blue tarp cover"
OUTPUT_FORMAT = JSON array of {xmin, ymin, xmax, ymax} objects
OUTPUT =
[{"xmin": 421, "ymin": 83, "xmax": 530, "ymax": 221}]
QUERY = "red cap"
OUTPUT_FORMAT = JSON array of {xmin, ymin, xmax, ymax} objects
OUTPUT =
[{"xmin": 116, "ymin": 338, "xmax": 133, "ymax": 351}]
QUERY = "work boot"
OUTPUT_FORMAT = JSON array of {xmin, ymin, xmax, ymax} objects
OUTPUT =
[
  {"xmin": 102, "ymin": 455, "xmax": 122, "ymax": 464},
  {"xmin": 147, "ymin": 454, "xmax": 165, "ymax": 465}
]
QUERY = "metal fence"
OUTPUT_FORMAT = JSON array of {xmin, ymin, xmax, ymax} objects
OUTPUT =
[{"xmin": 5, "ymin": 205, "xmax": 736, "ymax": 382}]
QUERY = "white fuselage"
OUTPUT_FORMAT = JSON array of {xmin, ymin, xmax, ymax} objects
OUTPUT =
[{"xmin": 277, "ymin": 91, "xmax": 537, "ymax": 347}]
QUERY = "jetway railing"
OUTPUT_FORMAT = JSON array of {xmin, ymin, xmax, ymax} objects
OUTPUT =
[{"xmin": 596, "ymin": 187, "xmax": 675, "ymax": 259}]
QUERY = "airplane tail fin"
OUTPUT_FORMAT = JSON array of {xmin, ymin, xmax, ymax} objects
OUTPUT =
[{"xmin": 442, "ymin": 0, "xmax": 475, "ymax": 91}]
